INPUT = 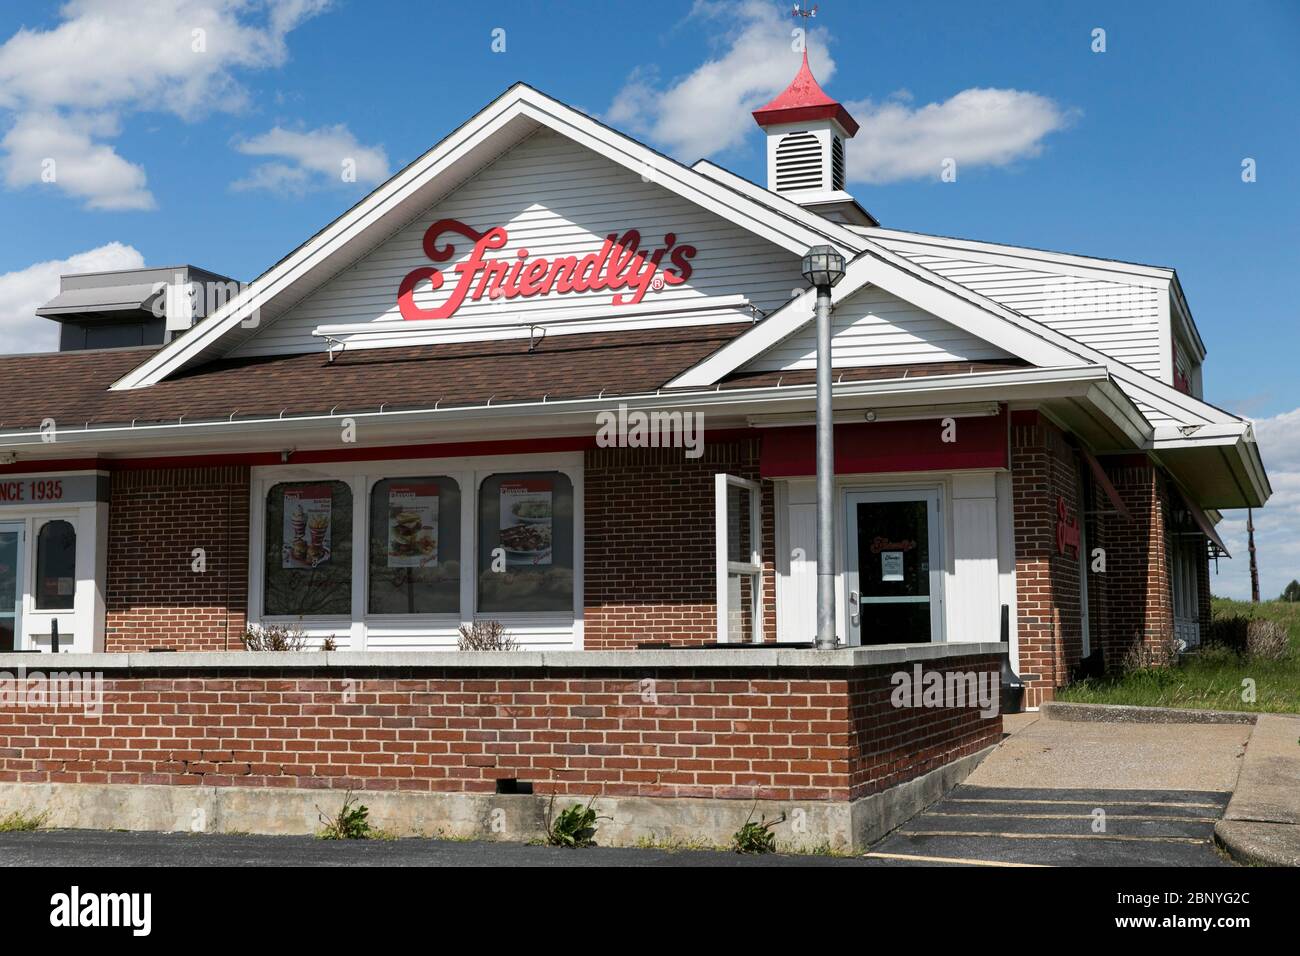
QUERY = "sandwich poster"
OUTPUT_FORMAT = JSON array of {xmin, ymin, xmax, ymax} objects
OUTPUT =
[
  {"xmin": 499, "ymin": 480, "xmax": 552, "ymax": 565},
  {"xmin": 283, "ymin": 485, "xmax": 333, "ymax": 569},
  {"xmin": 387, "ymin": 484, "xmax": 439, "ymax": 568}
]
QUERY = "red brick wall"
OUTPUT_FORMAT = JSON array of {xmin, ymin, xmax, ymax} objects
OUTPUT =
[
  {"xmin": 583, "ymin": 440, "xmax": 777, "ymax": 649},
  {"xmin": 0, "ymin": 658, "xmax": 1001, "ymax": 801},
  {"xmin": 1010, "ymin": 414, "xmax": 1085, "ymax": 706},
  {"xmin": 848, "ymin": 656, "xmax": 1002, "ymax": 798},
  {"xmin": 105, "ymin": 466, "xmax": 250, "ymax": 653},
  {"xmin": 1093, "ymin": 457, "xmax": 1174, "ymax": 667}
]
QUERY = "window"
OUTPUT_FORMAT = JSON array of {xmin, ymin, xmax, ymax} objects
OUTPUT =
[
  {"xmin": 715, "ymin": 475, "xmax": 763, "ymax": 642},
  {"xmin": 368, "ymin": 477, "xmax": 461, "ymax": 614},
  {"xmin": 35, "ymin": 519, "xmax": 76, "ymax": 611},
  {"xmin": 477, "ymin": 472, "xmax": 574, "ymax": 613},
  {"xmin": 264, "ymin": 481, "xmax": 353, "ymax": 617}
]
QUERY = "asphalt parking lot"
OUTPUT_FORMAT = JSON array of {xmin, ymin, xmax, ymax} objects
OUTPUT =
[{"xmin": 864, "ymin": 784, "xmax": 1234, "ymax": 866}]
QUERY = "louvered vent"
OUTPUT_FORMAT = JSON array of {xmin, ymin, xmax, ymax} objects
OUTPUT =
[
  {"xmin": 774, "ymin": 131, "xmax": 823, "ymax": 192},
  {"xmin": 831, "ymin": 136, "xmax": 845, "ymax": 191}
]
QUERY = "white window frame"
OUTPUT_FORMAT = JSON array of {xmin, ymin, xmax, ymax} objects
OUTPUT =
[
  {"xmin": 248, "ymin": 452, "xmax": 583, "ymax": 650},
  {"xmin": 715, "ymin": 473, "xmax": 764, "ymax": 644}
]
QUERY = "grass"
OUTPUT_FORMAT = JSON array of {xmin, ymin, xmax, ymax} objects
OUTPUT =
[
  {"xmin": 0, "ymin": 808, "xmax": 49, "ymax": 832},
  {"xmin": 1057, "ymin": 598, "xmax": 1300, "ymax": 714}
]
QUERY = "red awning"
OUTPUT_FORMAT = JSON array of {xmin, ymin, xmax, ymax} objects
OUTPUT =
[{"xmin": 760, "ymin": 407, "xmax": 1008, "ymax": 478}]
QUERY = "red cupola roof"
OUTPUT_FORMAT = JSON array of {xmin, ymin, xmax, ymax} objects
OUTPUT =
[{"xmin": 752, "ymin": 50, "xmax": 859, "ymax": 136}]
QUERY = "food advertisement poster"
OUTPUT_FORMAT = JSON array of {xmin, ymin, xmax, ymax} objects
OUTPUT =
[
  {"xmin": 387, "ymin": 483, "xmax": 439, "ymax": 568},
  {"xmin": 499, "ymin": 480, "xmax": 552, "ymax": 565},
  {"xmin": 283, "ymin": 485, "xmax": 333, "ymax": 569}
]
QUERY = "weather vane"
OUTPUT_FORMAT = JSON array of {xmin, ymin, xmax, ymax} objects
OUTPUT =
[{"xmin": 792, "ymin": 4, "xmax": 818, "ymax": 21}]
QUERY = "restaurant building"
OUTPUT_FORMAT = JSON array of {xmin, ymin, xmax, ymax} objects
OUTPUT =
[{"xmin": 0, "ymin": 56, "xmax": 1269, "ymax": 714}]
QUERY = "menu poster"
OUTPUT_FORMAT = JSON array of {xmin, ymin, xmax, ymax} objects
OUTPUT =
[
  {"xmin": 881, "ymin": 551, "xmax": 904, "ymax": 582},
  {"xmin": 387, "ymin": 483, "xmax": 439, "ymax": 568},
  {"xmin": 282, "ymin": 485, "xmax": 333, "ymax": 569},
  {"xmin": 499, "ymin": 480, "xmax": 553, "ymax": 566}
]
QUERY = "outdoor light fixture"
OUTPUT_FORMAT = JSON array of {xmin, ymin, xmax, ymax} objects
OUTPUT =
[
  {"xmin": 800, "ymin": 245, "xmax": 847, "ymax": 289},
  {"xmin": 803, "ymin": 245, "xmax": 846, "ymax": 650}
]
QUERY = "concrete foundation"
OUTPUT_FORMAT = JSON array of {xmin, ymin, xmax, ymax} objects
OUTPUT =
[{"xmin": 0, "ymin": 745, "xmax": 994, "ymax": 853}]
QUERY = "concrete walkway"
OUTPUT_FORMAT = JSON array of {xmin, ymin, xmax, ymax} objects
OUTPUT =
[
  {"xmin": 864, "ymin": 711, "xmax": 1249, "ymax": 866},
  {"xmin": 1216, "ymin": 714, "xmax": 1300, "ymax": 866}
]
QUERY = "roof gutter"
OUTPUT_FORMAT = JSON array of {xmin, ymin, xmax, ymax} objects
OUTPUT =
[{"xmin": 0, "ymin": 365, "xmax": 1125, "ymax": 455}]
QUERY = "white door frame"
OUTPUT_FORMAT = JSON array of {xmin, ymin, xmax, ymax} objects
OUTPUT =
[
  {"xmin": 844, "ymin": 486, "xmax": 944, "ymax": 646},
  {"xmin": 0, "ymin": 521, "xmax": 22, "ymax": 651}
]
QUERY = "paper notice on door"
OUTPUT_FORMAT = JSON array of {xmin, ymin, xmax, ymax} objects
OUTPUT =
[{"xmin": 881, "ymin": 550, "xmax": 904, "ymax": 582}]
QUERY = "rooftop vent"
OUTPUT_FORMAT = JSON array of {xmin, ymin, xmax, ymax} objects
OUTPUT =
[{"xmin": 36, "ymin": 265, "xmax": 240, "ymax": 352}]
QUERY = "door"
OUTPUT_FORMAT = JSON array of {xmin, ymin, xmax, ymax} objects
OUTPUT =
[
  {"xmin": 846, "ymin": 489, "xmax": 943, "ymax": 646},
  {"xmin": 0, "ymin": 522, "xmax": 22, "ymax": 652}
]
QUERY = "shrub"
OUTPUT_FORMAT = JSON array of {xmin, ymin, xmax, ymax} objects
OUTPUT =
[
  {"xmin": 1203, "ymin": 615, "xmax": 1249, "ymax": 655},
  {"xmin": 242, "ymin": 622, "xmax": 309, "ymax": 652},
  {"xmin": 544, "ymin": 794, "xmax": 606, "ymax": 848},
  {"xmin": 1247, "ymin": 619, "xmax": 1290, "ymax": 661},
  {"xmin": 457, "ymin": 620, "xmax": 517, "ymax": 651},
  {"xmin": 731, "ymin": 804, "xmax": 784, "ymax": 854},
  {"xmin": 317, "ymin": 791, "xmax": 374, "ymax": 840},
  {"xmin": 320, "ymin": 635, "xmax": 338, "ymax": 651},
  {"xmin": 1121, "ymin": 631, "xmax": 1180, "ymax": 671}
]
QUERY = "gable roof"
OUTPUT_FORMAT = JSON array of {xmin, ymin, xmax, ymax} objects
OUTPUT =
[
  {"xmin": 667, "ymin": 219, "xmax": 1246, "ymax": 431},
  {"xmin": 110, "ymin": 83, "xmax": 869, "ymax": 392}
]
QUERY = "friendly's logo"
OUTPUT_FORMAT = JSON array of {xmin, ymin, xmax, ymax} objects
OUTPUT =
[{"xmin": 397, "ymin": 218, "xmax": 697, "ymax": 320}]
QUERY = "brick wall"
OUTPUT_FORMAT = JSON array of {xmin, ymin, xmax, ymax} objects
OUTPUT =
[
  {"xmin": 105, "ymin": 466, "xmax": 250, "ymax": 653},
  {"xmin": 583, "ymin": 440, "xmax": 776, "ymax": 649},
  {"xmin": 1094, "ymin": 456, "xmax": 1174, "ymax": 667},
  {"xmin": 1010, "ymin": 414, "xmax": 1085, "ymax": 706},
  {"xmin": 0, "ymin": 657, "xmax": 1001, "ymax": 801}
]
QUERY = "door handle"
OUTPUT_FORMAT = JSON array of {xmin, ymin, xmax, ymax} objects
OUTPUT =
[{"xmin": 848, "ymin": 590, "xmax": 860, "ymax": 627}]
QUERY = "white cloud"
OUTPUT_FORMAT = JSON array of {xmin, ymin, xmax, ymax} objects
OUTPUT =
[
  {"xmin": 1212, "ymin": 408, "xmax": 1299, "ymax": 601},
  {"xmin": 0, "ymin": 0, "xmax": 332, "ymax": 210},
  {"xmin": 1, "ymin": 112, "xmax": 153, "ymax": 210},
  {"xmin": 0, "ymin": 242, "xmax": 146, "ymax": 354},
  {"xmin": 843, "ymin": 88, "xmax": 1076, "ymax": 184},
  {"xmin": 605, "ymin": 1, "xmax": 1073, "ymax": 185},
  {"xmin": 606, "ymin": 0, "xmax": 838, "ymax": 160},
  {"xmin": 232, "ymin": 124, "xmax": 389, "ymax": 194}
]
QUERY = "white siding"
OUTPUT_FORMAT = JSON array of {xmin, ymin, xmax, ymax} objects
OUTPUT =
[
  {"xmin": 231, "ymin": 129, "xmax": 806, "ymax": 357},
  {"xmin": 744, "ymin": 283, "xmax": 1010, "ymax": 372},
  {"xmin": 879, "ymin": 246, "xmax": 1166, "ymax": 378}
]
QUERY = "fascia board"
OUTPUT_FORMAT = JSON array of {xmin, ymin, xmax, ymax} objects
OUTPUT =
[{"xmin": 858, "ymin": 226, "xmax": 1176, "ymax": 283}]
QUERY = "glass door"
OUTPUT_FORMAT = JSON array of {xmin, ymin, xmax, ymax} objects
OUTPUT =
[
  {"xmin": 845, "ymin": 489, "xmax": 942, "ymax": 646},
  {"xmin": 0, "ymin": 523, "xmax": 22, "ymax": 652}
]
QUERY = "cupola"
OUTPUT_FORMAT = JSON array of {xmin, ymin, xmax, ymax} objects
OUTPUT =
[{"xmin": 752, "ymin": 51, "xmax": 876, "ymax": 225}]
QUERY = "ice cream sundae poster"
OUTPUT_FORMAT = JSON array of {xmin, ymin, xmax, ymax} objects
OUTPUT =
[
  {"xmin": 499, "ymin": 480, "xmax": 553, "ymax": 566},
  {"xmin": 282, "ymin": 485, "xmax": 333, "ymax": 569},
  {"xmin": 387, "ymin": 483, "xmax": 439, "ymax": 568}
]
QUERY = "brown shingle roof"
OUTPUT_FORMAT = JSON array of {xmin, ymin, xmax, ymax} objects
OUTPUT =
[{"xmin": 0, "ymin": 325, "xmax": 750, "ymax": 433}]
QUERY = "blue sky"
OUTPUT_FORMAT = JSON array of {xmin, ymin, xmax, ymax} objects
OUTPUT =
[{"xmin": 0, "ymin": 0, "xmax": 1297, "ymax": 599}]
